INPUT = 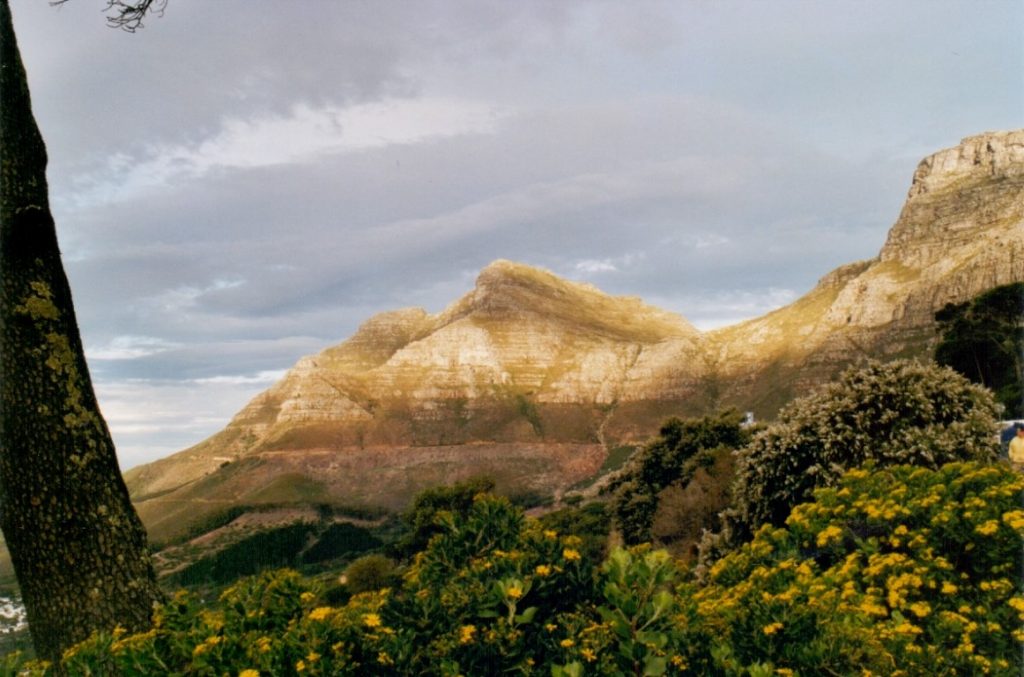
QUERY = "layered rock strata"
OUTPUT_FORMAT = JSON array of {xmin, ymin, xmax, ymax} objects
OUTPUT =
[{"xmin": 126, "ymin": 131, "xmax": 1024, "ymax": 543}]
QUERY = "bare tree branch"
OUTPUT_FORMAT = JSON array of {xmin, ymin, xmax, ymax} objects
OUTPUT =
[{"xmin": 50, "ymin": 0, "xmax": 167, "ymax": 32}]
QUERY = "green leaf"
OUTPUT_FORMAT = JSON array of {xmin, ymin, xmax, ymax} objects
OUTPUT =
[
  {"xmin": 515, "ymin": 606, "xmax": 538, "ymax": 624},
  {"xmin": 642, "ymin": 655, "xmax": 667, "ymax": 675}
]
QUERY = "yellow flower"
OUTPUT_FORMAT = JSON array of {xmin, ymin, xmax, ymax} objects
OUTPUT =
[
  {"xmin": 941, "ymin": 581, "xmax": 958, "ymax": 595},
  {"xmin": 560, "ymin": 638, "xmax": 575, "ymax": 648},
  {"xmin": 762, "ymin": 622, "xmax": 784, "ymax": 635},
  {"xmin": 308, "ymin": 607, "xmax": 334, "ymax": 621},
  {"xmin": 909, "ymin": 602, "xmax": 931, "ymax": 618},
  {"xmin": 581, "ymin": 648, "xmax": 597, "ymax": 662},
  {"xmin": 816, "ymin": 525, "xmax": 843, "ymax": 547},
  {"xmin": 563, "ymin": 548, "xmax": 581, "ymax": 562},
  {"xmin": 363, "ymin": 613, "xmax": 382, "ymax": 628},
  {"xmin": 295, "ymin": 660, "xmax": 306, "ymax": 673},
  {"xmin": 1001, "ymin": 510, "xmax": 1024, "ymax": 531},
  {"xmin": 300, "ymin": 592, "xmax": 315, "ymax": 603},
  {"xmin": 239, "ymin": 671, "xmax": 260, "ymax": 677},
  {"xmin": 975, "ymin": 520, "xmax": 999, "ymax": 536},
  {"xmin": 507, "ymin": 585, "xmax": 524, "ymax": 600},
  {"xmin": 459, "ymin": 625, "xmax": 477, "ymax": 644},
  {"xmin": 544, "ymin": 529, "xmax": 558, "ymax": 539},
  {"xmin": 377, "ymin": 651, "xmax": 394, "ymax": 666},
  {"xmin": 306, "ymin": 651, "xmax": 320, "ymax": 663}
]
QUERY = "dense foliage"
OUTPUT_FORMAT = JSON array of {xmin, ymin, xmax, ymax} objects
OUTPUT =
[
  {"xmin": 10, "ymin": 460, "xmax": 1021, "ymax": 675},
  {"xmin": 722, "ymin": 360, "xmax": 1000, "ymax": 547},
  {"xmin": 691, "ymin": 462, "xmax": 1024, "ymax": 675},
  {"xmin": 536, "ymin": 502, "xmax": 612, "ymax": 564},
  {"xmin": 170, "ymin": 522, "xmax": 380, "ymax": 587},
  {"xmin": 609, "ymin": 410, "xmax": 750, "ymax": 544},
  {"xmin": 393, "ymin": 476, "xmax": 495, "ymax": 558},
  {"xmin": 935, "ymin": 282, "xmax": 1024, "ymax": 418}
]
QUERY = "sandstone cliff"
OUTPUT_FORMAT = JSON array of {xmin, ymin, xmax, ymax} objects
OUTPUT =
[
  {"xmin": 710, "ymin": 130, "xmax": 1024, "ymax": 410},
  {"xmin": 126, "ymin": 131, "xmax": 1024, "ymax": 544}
]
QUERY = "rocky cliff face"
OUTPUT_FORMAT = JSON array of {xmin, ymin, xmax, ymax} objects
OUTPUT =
[
  {"xmin": 126, "ymin": 131, "xmax": 1024, "ymax": 543},
  {"xmin": 710, "ymin": 130, "xmax": 1024, "ymax": 410}
]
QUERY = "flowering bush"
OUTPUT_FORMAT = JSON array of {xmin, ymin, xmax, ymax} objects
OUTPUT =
[
  {"xmin": 725, "ymin": 360, "xmax": 1000, "ymax": 545},
  {"xmin": 688, "ymin": 462, "xmax": 1024, "ymax": 675},
  {"xmin": 7, "ymin": 462, "xmax": 1022, "ymax": 675}
]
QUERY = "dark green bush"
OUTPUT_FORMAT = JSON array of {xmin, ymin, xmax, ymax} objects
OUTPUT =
[
  {"xmin": 608, "ymin": 409, "xmax": 750, "ymax": 544},
  {"xmin": 394, "ymin": 476, "xmax": 495, "ymax": 557},
  {"xmin": 718, "ymin": 359, "xmax": 1000, "ymax": 553},
  {"xmin": 299, "ymin": 523, "xmax": 380, "ymax": 565},
  {"xmin": 343, "ymin": 554, "xmax": 400, "ymax": 594}
]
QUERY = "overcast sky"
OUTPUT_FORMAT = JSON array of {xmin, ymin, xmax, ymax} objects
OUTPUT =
[{"xmin": 9, "ymin": 0, "xmax": 1023, "ymax": 468}]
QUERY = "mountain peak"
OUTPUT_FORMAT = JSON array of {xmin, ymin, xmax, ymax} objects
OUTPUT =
[
  {"xmin": 453, "ymin": 259, "xmax": 698, "ymax": 342},
  {"xmin": 474, "ymin": 259, "xmax": 600, "ymax": 295},
  {"xmin": 909, "ymin": 130, "xmax": 1024, "ymax": 198},
  {"xmin": 126, "ymin": 133, "xmax": 1023, "ymax": 545}
]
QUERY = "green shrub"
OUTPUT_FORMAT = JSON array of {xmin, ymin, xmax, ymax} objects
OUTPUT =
[
  {"xmin": 171, "ymin": 521, "xmax": 380, "ymax": 586},
  {"xmin": 609, "ymin": 409, "xmax": 749, "ymax": 544},
  {"xmin": 394, "ymin": 476, "xmax": 495, "ymax": 557},
  {"xmin": 12, "ymin": 463, "xmax": 1021, "ymax": 675},
  {"xmin": 299, "ymin": 523, "xmax": 380, "ymax": 565},
  {"xmin": 721, "ymin": 360, "xmax": 1000, "ymax": 549},
  {"xmin": 687, "ymin": 462, "xmax": 1024, "ymax": 675},
  {"xmin": 171, "ymin": 523, "xmax": 315, "ymax": 586},
  {"xmin": 935, "ymin": 282, "xmax": 1024, "ymax": 418},
  {"xmin": 537, "ymin": 502, "xmax": 611, "ymax": 563},
  {"xmin": 651, "ymin": 445, "xmax": 736, "ymax": 562},
  {"xmin": 343, "ymin": 554, "xmax": 400, "ymax": 594}
]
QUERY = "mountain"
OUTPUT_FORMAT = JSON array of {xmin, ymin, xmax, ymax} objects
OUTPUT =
[
  {"xmin": 711, "ymin": 130, "xmax": 1024, "ymax": 410},
  {"xmin": 127, "ymin": 130, "xmax": 1024, "ymax": 544}
]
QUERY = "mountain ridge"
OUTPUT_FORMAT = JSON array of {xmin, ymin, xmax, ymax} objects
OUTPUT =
[{"xmin": 126, "ymin": 130, "xmax": 1024, "ymax": 544}]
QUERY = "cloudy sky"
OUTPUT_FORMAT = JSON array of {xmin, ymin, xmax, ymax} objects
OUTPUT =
[{"xmin": 9, "ymin": 0, "xmax": 1023, "ymax": 468}]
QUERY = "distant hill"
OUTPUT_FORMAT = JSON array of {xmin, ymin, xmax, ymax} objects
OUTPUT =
[{"xmin": 126, "ymin": 130, "xmax": 1024, "ymax": 545}]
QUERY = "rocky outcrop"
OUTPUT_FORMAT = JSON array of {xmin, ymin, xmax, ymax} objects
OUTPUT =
[
  {"xmin": 709, "ymin": 130, "xmax": 1024, "ymax": 410},
  {"xmin": 126, "ymin": 131, "xmax": 1024, "ymax": 542}
]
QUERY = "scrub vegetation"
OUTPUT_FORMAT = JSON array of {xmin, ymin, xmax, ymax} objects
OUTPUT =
[{"xmin": 3, "ymin": 359, "xmax": 1021, "ymax": 675}]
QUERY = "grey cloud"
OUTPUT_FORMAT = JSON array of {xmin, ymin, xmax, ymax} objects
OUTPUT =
[{"xmin": 7, "ymin": 0, "xmax": 1020, "ymax": 467}]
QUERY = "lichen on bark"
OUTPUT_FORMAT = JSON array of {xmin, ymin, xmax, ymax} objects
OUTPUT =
[{"xmin": 0, "ymin": 0, "xmax": 163, "ymax": 665}]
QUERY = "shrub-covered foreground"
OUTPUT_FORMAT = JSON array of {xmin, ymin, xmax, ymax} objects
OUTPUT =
[{"xmin": 6, "ymin": 462, "xmax": 1024, "ymax": 676}]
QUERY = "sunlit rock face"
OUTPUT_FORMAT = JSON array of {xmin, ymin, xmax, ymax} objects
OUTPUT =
[
  {"xmin": 126, "ymin": 131, "xmax": 1024, "ymax": 541},
  {"xmin": 710, "ymin": 130, "xmax": 1024, "ymax": 408}
]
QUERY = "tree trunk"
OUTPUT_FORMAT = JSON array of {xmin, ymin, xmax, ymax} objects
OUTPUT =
[{"xmin": 0, "ymin": 0, "xmax": 163, "ymax": 664}]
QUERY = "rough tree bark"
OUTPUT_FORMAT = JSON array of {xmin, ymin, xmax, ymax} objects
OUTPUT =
[{"xmin": 0, "ymin": 0, "xmax": 163, "ymax": 664}]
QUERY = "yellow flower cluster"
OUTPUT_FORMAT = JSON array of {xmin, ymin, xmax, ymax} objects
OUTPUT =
[
  {"xmin": 192, "ymin": 635, "xmax": 222, "ymax": 657},
  {"xmin": 816, "ymin": 524, "xmax": 843, "ymax": 547},
  {"xmin": 308, "ymin": 606, "xmax": 334, "ymax": 622}
]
